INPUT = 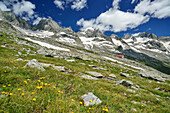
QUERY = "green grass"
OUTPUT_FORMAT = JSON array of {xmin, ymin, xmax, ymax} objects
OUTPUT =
[{"xmin": 0, "ymin": 33, "xmax": 170, "ymax": 113}]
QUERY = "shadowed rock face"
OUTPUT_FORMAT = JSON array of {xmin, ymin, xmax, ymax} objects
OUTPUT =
[
  {"xmin": 123, "ymin": 49, "xmax": 170, "ymax": 74},
  {"xmin": 0, "ymin": 9, "xmax": 31, "ymax": 29},
  {"xmin": 32, "ymin": 19, "xmax": 61, "ymax": 32}
]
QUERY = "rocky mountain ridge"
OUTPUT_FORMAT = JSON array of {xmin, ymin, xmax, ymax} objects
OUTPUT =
[{"xmin": 0, "ymin": 9, "xmax": 170, "ymax": 74}]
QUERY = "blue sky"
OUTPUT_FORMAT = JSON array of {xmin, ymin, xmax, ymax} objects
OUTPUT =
[{"xmin": 0, "ymin": 0, "xmax": 170, "ymax": 37}]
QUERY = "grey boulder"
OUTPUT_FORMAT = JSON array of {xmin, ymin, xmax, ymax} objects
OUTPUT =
[
  {"xmin": 81, "ymin": 92, "xmax": 102, "ymax": 106},
  {"xmin": 79, "ymin": 74, "xmax": 98, "ymax": 80},
  {"xmin": 25, "ymin": 59, "xmax": 45, "ymax": 71},
  {"xmin": 86, "ymin": 71, "xmax": 103, "ymax": 78}
]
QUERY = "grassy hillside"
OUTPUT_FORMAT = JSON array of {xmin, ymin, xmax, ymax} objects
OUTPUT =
[{"xmin": 0, "ymin": 33, "xmax": 170, "ymax": 113}]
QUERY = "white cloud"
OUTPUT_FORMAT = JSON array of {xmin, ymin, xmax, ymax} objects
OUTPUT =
[
  {"xmin": 54, "ymin": 0, "xmax": 65, "ymax": 10},
  {"xmin": 77, "ymin": 8, "xmax": 150, "ymax": 32},
  {"xmin": 71, "ymin": 0, "xmax": 87, "ymax": 11},
  {"xmin": 112, "ymin": 0, "xmax": 121, "ymax": 9},
  {"xmin": 33, "ymin": 17, "xmax": 42, "ymax": 25},
  {"xmin": 0, "ymin": 2, "xmax": 11, "ymax": 11},
  {"xmin": 131, "ymin": 0, "xmax": 136, "ymax": 4},
  {"xmin": 53, "ymin": 0, "xmax": 87, "ymax": 11},
  {"xmin": 12, "ymin": 0, "xmax": 36, "ymax": 19},
  {"xmin": 134, "ymin": 0, "xmax": 170, "ymax": 19}
]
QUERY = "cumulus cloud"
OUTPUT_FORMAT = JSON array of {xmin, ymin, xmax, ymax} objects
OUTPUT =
[
  {"xmin": 77, "ymin": 8, "xmax": 150, "ymax": 32},
  {"xmin": 12, "ymin": 0, "xmax": 36, "ymax": 19},
  {"xmin": 112, "ymin": 0, "xmax": 121, "ymax": 9},
  {"xmin": 134, "ymin": 0, "xmax": 170, "ymax": 19},
  {"xmin": 71, "ymin": 0, "xmax": 87, "ymax": 11},
  {"xmin": 0, "ymin": 0, "xmax": 44, "ymax": 25},
  {"xmin": 54, "ymin": 0, "xmax": 65, "ymax": 10},
  {"xmin": 0, "ymin": 2, "xmax": 11, "ymax": 11},
  {"xmin": 53, "ymin": 0, "xmax": 87, "ymax": 11},
  {"xmin": 77, "ymin": 0, "xmax": 170, "ymax": 32}
]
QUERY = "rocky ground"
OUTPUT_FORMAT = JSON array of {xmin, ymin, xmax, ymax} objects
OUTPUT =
[{"xmin": 0, "ymin": 31, "xmax": 170, "ymax": 113}]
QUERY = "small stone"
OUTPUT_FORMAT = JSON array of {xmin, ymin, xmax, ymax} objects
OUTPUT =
[
  {"xmin": 79, "ymin": 74, "xmax": 98, "ymax": 80},
  {"xmin": 25, "ymin": 59, "xmax": 45, "ymax": 71},
  {"xmin": 116, "ymin": 79, "xmax": 133, "ymax": 87},
  {"xmin": 15, "ymin": 58, "xmax": 23, "ymax": 61},
  {"xmin": 81, "ymin": 92, "xmax": 102, "ymax": 106},
  {"xmin": 120, "ymin": 73, "xmax": 129, "ymax": 77},
  {"xmin": 131, "ymin": 108, "xmax": 137, "ymax": 112},
  {"xmin": 53, "ymin": 66, "xmax": 66, "ymax": 72},
  {"xmin": 127, "ymin": 89, "xmax": 136, "ymax": 93},
  {"xmin": 86, "ymin": 71, "xmax": 103, "ymax": 78},
  {"xmin": 109, "ymin": 74, "xmax": 117, "ymax": 79}
]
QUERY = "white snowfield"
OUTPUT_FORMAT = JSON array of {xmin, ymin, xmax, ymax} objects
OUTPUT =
[
  {"xmin": 14, "ymin": 26, "xmax": 54, "ymax": 38},
  {"xmin": 79, "ymin": 36, "xmax": 114, "ymax": 50},
  {"xmin": 25, "ymin": 38, "xmax": 70, "ymax": 52},
  {"xmin": 104, "ymin": 56, "xmax": 145, "ymax": 70},
  {"xmin": 123, "ymin": 36, "xmax": 170, "ymax": 54},
  {"xmin": 56, "ymin": 37, "xmax": 77, "ymax": 45},
  {"xmin": 112, "ymin": 38, "xmax": 125, "ymax": 48}
]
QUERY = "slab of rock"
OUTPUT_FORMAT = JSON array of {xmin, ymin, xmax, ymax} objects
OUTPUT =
[
  {"xmin": 81, "ymin": 92, "xmax": 102, "ymax": 106},
  {"xmin": 89, "ymin": 65, "xmax": 106, "ymax": 70},
  {"xmin": 15, "ymin": 58, "xmax": 23, "ymax": 61},
  {"xmin": 40, "ymin": 63, "xmax": 52, "ymax": 68},
  {"xmin": 109, "ymin": 74, "xmax": 117, "ymax": 79},
  {"xmin": 120, "ymin": 73, "xmax": 129, "ymax": 77},
  {"xmin": 53, "ymin": 66, "xmax": 65, "ymax": 72},
  {"xmin": 137, "ymin": 71, "xmax": 165, "ymax": 82},
  {"xmin": 86, "ymin": 71, "xmax": 103, "ymax": 78},
  {"xmin": 66, "ymin": 59, "xmax": 75, "ymax": 62},
  {"xmin": 79, "ymin": 74, "xmax": 98, "ymax": 80},
  {"xmin": 116, "ymin": 79, "xmax": 134, "ymax": 87},
  {"xmin": 127, "ymin": 89, "xmax": 136, "ymax": 93},
  {"xmin": 25, "ymin": 59, "xmax": 45, "ymax": 71}
]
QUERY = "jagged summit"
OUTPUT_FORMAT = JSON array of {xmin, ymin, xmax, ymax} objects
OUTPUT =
[{"xmin": 32, "ymin": 19, "xmax": 61, "ymax": 32}]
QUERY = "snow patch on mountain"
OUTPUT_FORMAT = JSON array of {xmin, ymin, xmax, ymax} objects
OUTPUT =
[
  {"xmin": 14, "ymin": 26, "xmax": 54, "ymax": 38},
  {"xmin": 104, "ymin": 56, "xmax": 144, "ymax": 70},
  {"xmin": 25, "ymin": 38, "xmax": 70, "ymax": 52}
]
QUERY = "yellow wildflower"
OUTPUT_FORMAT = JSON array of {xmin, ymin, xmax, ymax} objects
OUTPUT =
[
  {"xmin": 87, "ymin": 110, "xmax": 90, "ymax": 113},
  {"xmin": 107, "ymin": 91, "xmax": 110, "ymax": 93},
  {"xmin": 5, "ymin": 92, "xmax": 7, "ymax": 95},
  {"xmin": 80, "ymin": 102, "xmax": 83, "ymax": 104},
  {"xmin": 59, "ymin": 100, "xmax": 61, "ymax": 102},
  {"xmin": 17, "ymin": 88, "xmax": 21, "ymax": 91},
  {"xmin": 3, "ymin": 85, "xmax": 6, "ymax": 88},
  {"xmin": 1, "ymin": 91, "xmax": 5, "ymax": 94},
  {"xmin": 40, "ymin": 86, "xmax": 43, "ymax": 89},
  {"xmin": 58, "ymin": 91, "xmax": 60, "ymax": 93},
  {"xmin": 53, "ymin": 86, "xmax": 56, "ymax": 89},
  {"xmin": 24, "ymin": 81, "xmax": 28, "ymax": 84},
  {"xmin": 36, "ymin": 86, "xmax": 40, "ymax": 89},
  {"xmin": 80, "ymin": 83, "xmax": 83, "ymax": 86},
  {"xmin": 27, "ymin": 79, "xmax": 30, "ymax": 81},
  {"xmin": 8, "ymin": 84, "xmax": 11, "ymax": 87},
  {"xmin": 61, "ymin": 91, "xmax": 64, "ymax": 94},
  {"xmin": 31, "ymin": 92, "xmax": 35, "ymax": 95},
  {"xmin": 89, "ymin": 107, "xmax": 92, "ymax": 110},
  {"xmin": 141, "ymin": 105, "xmax": 144, "ymax": 107},
  {"xmin": 1, "ymin": 74, "xmax": 4, "ymax": 77},
  {"xmin": 48, "ymin": 84, "xmax": 50, "ymax": 86},
  {"xmin": 21, "ymin": 93, "xmax": 25, "ymax": 96},
  {"xmin": 89, "ymin": 100, "xmax": 92, "ymax": 102},
  {"xmin": 37, "ymin": 80, "xmax": 40, "ymax": 82},
  {"xmin": 37, "ymin": 73, "xmax": 40, "ymax": 75},
  {"xmin": 41, "ymin": 82, "xmax": 44, "ymax": 85},
  {"xmin": 8, "ymin": 93, "xmax": 13, "ymax": 96},
  {"xmin": 45, "ymin": 83, "xmax": 48, "ymax": 86},
  {"xmin": 4, "ymin": 70, "xmax": 6, "ymax": 73},
  {"xmin": 33, "ymin": 98, "xmax": 36, "ymax": 102},
  {"xmin": 71, "ymin": 99, "xmax": 74, "ymax": 102}
]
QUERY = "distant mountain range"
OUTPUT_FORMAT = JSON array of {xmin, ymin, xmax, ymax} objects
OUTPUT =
[{"xmin": 0, "ymin": 9, "xmax": 170, "ymax": 74}]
